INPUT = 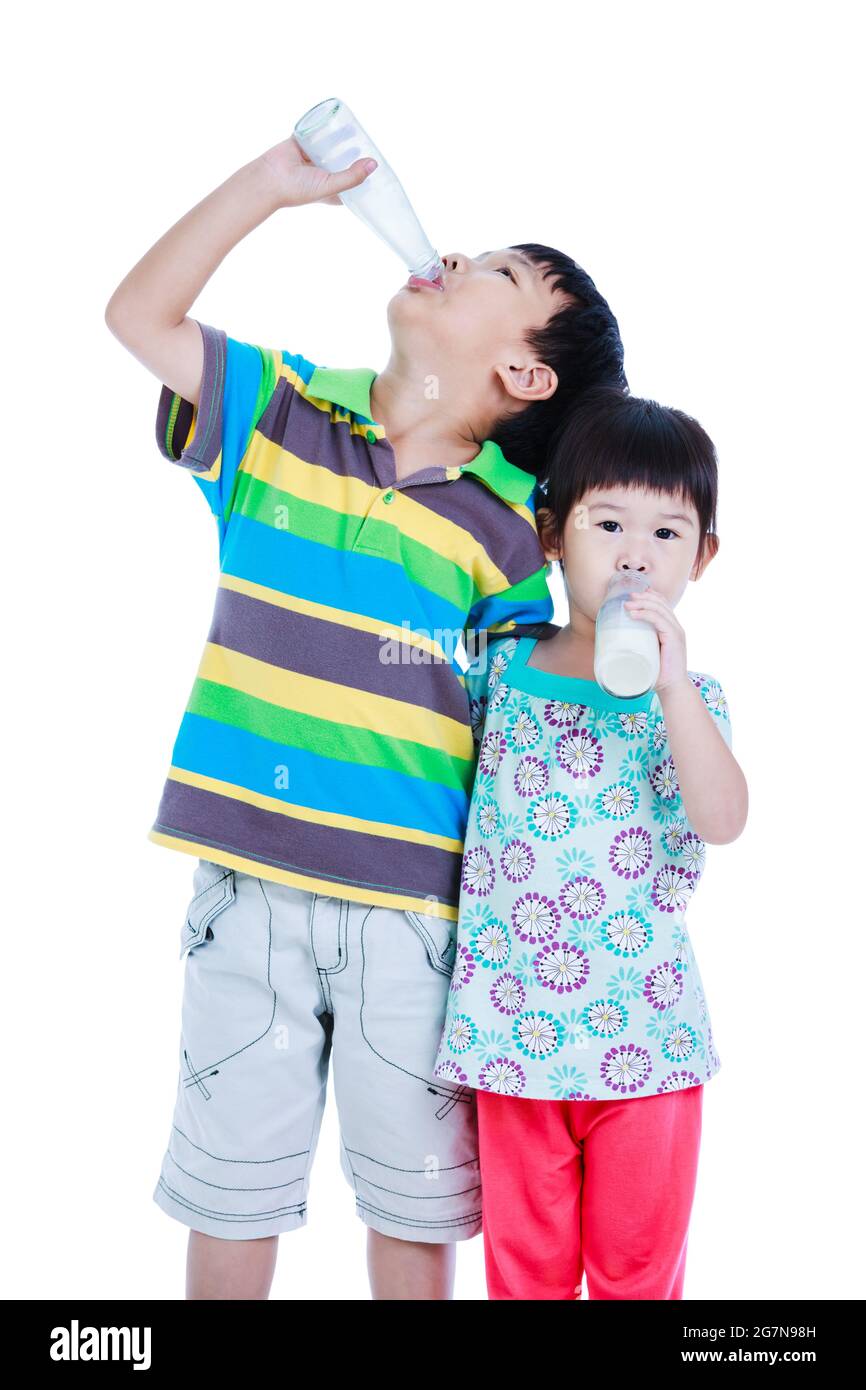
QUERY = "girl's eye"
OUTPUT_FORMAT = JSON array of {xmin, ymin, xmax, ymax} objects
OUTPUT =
[
  {"xmin": 496, "ymin": 266, "xmax": 515, "ymax": 280},
  {"xmin": 598, "ymin": 521, "xmax": 679, "ymax": 539}
]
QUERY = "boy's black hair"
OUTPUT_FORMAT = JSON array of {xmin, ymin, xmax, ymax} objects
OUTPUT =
[
  {"xmin": 488, "ymin": 244, "xmax": 628, "ymax": 478},
  {"xmin": 538, "ymin": 384, "xmax": 719, "ymax": 567}
]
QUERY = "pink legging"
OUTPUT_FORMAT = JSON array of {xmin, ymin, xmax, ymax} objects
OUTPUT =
[{"xmin": 476, "ymin": 1083, "xmax": 704, "ymax": 1300}]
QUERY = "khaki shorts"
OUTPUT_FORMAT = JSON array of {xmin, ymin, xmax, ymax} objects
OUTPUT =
[{"xmin": 153, "ymin": 860, "xmax": 481, "ymax": 1242}]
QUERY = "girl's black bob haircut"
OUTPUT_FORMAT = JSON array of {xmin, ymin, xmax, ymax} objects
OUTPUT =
[{"xmin": 537, "ymin": 385, "xmax": 719, "ymax": 568}]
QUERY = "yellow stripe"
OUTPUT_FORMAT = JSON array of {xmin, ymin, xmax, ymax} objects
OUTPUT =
[
  {"xmin": 239, "ymin": 431, "xmax": 512, "ymax": 594},
  {"xmin": 165, "ymin": 765, "xmax": 465, "ymax": 853},
  {"xmin": 218, "ymin": 572, "xmax": 452, "ymax": 663},
  {"xmin": 149, "ymin": 830, "xmax": 459, "ymax": 921},
  {"xmin": 503, "ymin": 499, "xmax": 535, "ymax": 528},
  {"xmin": 198, "ymin": 643, "xmax": 475, "ymax": 759}
]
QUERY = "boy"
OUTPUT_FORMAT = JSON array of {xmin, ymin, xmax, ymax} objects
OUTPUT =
[{"xmin": 105, "ymin": 134, "xmax": 626, "ymax": 1299}]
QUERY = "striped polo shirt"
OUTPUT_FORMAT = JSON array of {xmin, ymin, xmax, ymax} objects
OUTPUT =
[{"xmin": 151, "ymin": 318, "xmax": 554, "ymax": 921}]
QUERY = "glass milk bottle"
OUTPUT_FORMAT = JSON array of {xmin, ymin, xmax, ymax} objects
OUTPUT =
[
  {"xmin": 293, "ymin": 97, "xmax": 445, "ymax": 288},
  {"xmin": 594, "ymin": 572, "xmax": 660, "ymax": 698}
]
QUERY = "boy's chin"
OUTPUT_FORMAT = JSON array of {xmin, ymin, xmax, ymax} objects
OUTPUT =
[{"xmin": 386, "ymin": 303, "xmax": 452, "ymax": 353}]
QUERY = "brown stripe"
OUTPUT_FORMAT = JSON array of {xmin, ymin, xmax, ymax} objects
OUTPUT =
[
  {"xmin": 154, "ymin": 780, "xmax": 462, "ymax": 908},
  {"xmin": 208, "ymin": 586, "xmax": 472, "ymax": 722}
]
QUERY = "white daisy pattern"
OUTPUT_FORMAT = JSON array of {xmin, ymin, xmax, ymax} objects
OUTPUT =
[
  {"xmin": 515, "ymin": 755, "xmax": 549, "ymax": 798},
  {"xmin": 500, "ymin": 838, "xmax": 536, "ymax": 883},
  {"xmin": 599, "ymin": 781, "xmax": 637, "ymax": 819},
  {"xmin": 431, "ymin": 636, "xmax": 730, "ymax": 1101}
]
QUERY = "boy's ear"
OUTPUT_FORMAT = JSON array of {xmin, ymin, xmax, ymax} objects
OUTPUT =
[{"xmin": 535, "ymin": 505, "xmax": 561, "ymax": 564}]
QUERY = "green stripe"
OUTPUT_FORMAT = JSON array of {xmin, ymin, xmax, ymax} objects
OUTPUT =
[
  {"xmin": 498, "ymin": 565, "xmax": 551, "ymax": 602},
  {"xmin": 231, "ymin": 471, "xmax": 476, "ymax": 612},
  {"xmin": 188, "ymin": 679, "xmax": 476, "ymax": 791},
  {"xmin": 165, "ymin": 392, "xmax": 182, "ymax": 459}
]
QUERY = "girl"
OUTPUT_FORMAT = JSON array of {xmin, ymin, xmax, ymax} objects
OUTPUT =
[{"xmin": 433, "ymin": 386, "xmax": 748, "ymax": 1300}]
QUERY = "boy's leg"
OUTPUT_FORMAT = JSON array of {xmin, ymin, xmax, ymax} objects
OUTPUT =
[
  {"xmin": 326, "ymin": 898, "xmax": 482, "ymax": 1298},
  {"xmin": 152, "ymin": 862, "xmax": 333, "ymax": 1294},
  {"xmin": 475, "ymin": 1088, "xmax": 585, "ymax": 1299},
  {"xmin": 186, "ymin": 1231, "xmax": 279, "ymax": 1300},
  {"xmin": 579, "ymin": 1084, "xmax": 704, "ymax": 1299}
]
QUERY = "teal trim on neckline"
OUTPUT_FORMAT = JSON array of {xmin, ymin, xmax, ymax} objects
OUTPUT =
[{"xmin": 507, "ymin": 638, "xmax": 656, "ymax": 713}]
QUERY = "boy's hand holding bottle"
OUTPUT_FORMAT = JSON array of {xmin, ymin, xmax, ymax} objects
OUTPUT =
[{"xmin": 258, "ymin": 134, "xmax": 377, "ymax": 209}]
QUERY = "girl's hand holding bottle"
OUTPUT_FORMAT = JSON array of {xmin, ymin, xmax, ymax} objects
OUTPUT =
[{"xmin": 623, "ymin": 586, "xmax": 690, "ymax": 695}]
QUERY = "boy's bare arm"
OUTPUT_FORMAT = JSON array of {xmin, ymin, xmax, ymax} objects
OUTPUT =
[{"xmin": 104, "ymin": 137, "xmax": 376, "ymax": 407}]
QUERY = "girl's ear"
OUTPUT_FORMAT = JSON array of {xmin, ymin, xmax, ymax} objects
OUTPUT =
[{"xmin": 692, "ymin": 532, "xmax": 720, "ymax": 580}]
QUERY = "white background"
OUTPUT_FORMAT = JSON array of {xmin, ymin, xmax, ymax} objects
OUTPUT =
[{"xmin": 4, "ymin": 0, "xmax": 863, "ymax": 1300}]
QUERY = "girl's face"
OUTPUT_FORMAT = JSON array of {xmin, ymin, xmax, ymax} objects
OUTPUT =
[{"xmin": 536, "ymin": 484, "xmax": 714, "ymax": 630}]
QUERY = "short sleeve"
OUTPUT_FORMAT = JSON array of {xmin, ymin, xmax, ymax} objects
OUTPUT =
[
  {"xmin": 464, "ymin": 560, "xmax": 554, "ymax": 647},
  {"xmin": 155, "ymin": 319, "xmax": 283, "ymax": 522},
  {"xmin": 461, "ymin": 635, "xmax": 520, "ymax": 748},
  {"xmin": 691, "ymin": 671, "xmax": 733, "ymax": 750}
]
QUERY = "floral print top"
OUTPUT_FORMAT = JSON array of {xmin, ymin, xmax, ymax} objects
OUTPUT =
[{"xmin": 433, "ymin": 634, "xmax": 733, "ymax": 1101}]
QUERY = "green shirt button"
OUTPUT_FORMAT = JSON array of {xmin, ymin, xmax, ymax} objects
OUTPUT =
[
  {"xmin": 366, "ymin": 429, "xmax": 377, "ymax": 443},
  {"xmin": 382, "ymin": 489, "xmax": 395, "ymax": 504}
]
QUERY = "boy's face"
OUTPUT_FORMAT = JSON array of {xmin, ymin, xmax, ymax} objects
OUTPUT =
[
  {"xmin": 536, "ymin": 485, "xmax": 716, "ymax": 627},
  {"xmin": 386, "ymin": 247, "xmax": 569, "ymax": 406}
]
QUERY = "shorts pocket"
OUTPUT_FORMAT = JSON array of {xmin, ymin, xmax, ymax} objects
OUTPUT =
[
  {"xmin": 404, "ymin": 909, "xmax": 457, "ymax": 977},
  {"xmin": 359, "ymin": 907, "xmax": 458, "ymax": 1082},
  {"xmin": 179, "ymin": 860, "xmax": 236, "ymax": 959}
]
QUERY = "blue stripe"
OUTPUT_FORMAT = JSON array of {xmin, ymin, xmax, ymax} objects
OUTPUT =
[
  {"xmin": 221, "ymin": 513, "xmax": 469, "ymax": 643},
  {"xmin": 467, "ymin": 590, "xmax": 553, "ymax": 631},
  {"xmin": 170, "ymin": 712, "xmax": 472, "ymax": 840}
]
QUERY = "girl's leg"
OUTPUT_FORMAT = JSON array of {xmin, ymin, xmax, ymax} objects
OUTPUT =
[
  {"xmin": 579, "ymin": 1084, "xmax": 704, "ymax": 1300},
  {"xmin": 476, "ymin": 1089, "xmax": 584, "ymax": 1300}
]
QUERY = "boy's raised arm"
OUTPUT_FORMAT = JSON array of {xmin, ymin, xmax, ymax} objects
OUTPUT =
[{"xmin": 104, "ymin": 137, "xmax": 376, "ymax": 406}]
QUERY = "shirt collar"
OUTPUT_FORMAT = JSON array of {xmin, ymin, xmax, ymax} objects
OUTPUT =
[{"xmin": 307, "ymin": 363, "xmax": 537, "ymax": 507}]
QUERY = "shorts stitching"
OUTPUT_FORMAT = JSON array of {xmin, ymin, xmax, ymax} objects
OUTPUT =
[
  {"xmin": 355, "ymin": 1199, "xmax": 481, "ymax": 1230},
  {"xmin": 342, "ymin": 1147, "xmax": 479, "ymax": 1175},
  {"xmin": 308, "ymin": 894, "xmax": 335, "ymax": 1014},
  {"xmin": 181, "ymin": 876, "xmax": 277, "ymax": 1080},
  {"xmin": 163, "ymin": 1149, "xmax": 309, "ymax": 1193},
  {"xmin": 187, "ymin": 867, "xmax": 233, "ymax": 910},
  {"xmin": 358, "ymin": 910, "xmax": 450, "ymax": 1086},
  {"xmin": 355, "ymin": 1173, "xmax": 482, "ymax": 1201},
  {"xmin": 156, "ymin": 1177, "xmax": 305, "ymax": 1222},
  {"xmin": 170, "ymin": 1124, "xmax": 311, "ymax": 1166}
]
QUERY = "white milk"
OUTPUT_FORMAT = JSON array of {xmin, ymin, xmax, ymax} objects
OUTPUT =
[{"xmin": 594, "ymin": 620, "xmax": 660, "ymax": 698}]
